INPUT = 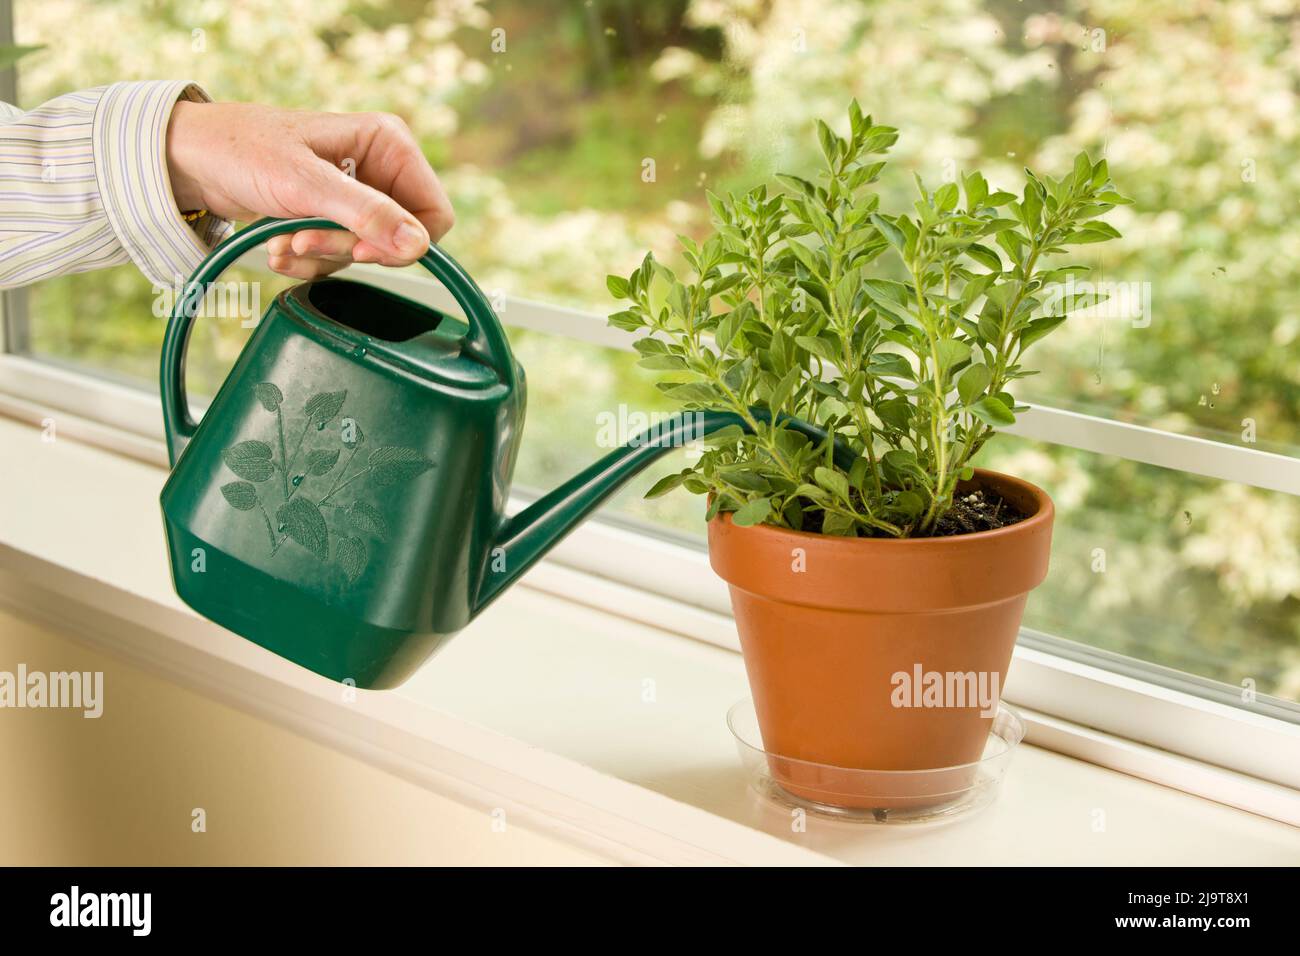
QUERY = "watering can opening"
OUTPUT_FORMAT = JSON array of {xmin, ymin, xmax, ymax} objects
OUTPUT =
[{"xmin": 302, "ymin": 278, "xmax": 446, "ymax": 343}]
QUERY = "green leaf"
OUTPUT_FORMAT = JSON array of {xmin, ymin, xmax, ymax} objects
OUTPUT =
[
  {"xmin": 632, "ymin": 337, "xmax": 669, "ymax": 356},
  {"xmin": 368, "ymin": 446, "xmax": 435, "ymax": 487},
  {"xmin": 305, "ymin": 448, "xmax": 340, "ymax": 476},
  {"xmin": 869, "ymin": 213, "xmax": 906, "ymax": 251},
  {"xmin": 1063, "ymin": 223, "xmax": 1122, "ymax": 244},
  {"xmin": 966, "ymin": 243, "xmax": 1002, "ymax": 273},
  {"xmin": 936, "ymin": 338, "xmax": 971, "ymax": 371},
  {"xmin": 608, "ymin": 310, "xmax": 644, "ymax": 332},
  {"xmin": 606, "ymin": 274, "xmax": 630, "ymax": 299},
  {"xmin": 703, "ymin": 424, "xmax": 745, "ymax": 447},
  {"xmin": 821, "ymin": 512, "xmax": 857, "ymax": 536},
  {"xmin": 934, "ymin": 182, "xmax": 959, "ymax": 212},
  {"xmin": 893, "ymin": 490, "xmax": 925, "ymax": 519},
  {"xmin": 768, "ymin": 367, "xmax": 802, "ymax": 412},
  {"xmin": 970, "ymin": 396, "xmax": 1016, "ymax": 427},
  {"xmin": 714, "ymin": 312, "xmax": 741, "ymax": 352},
  {"xmin": 644, "ymin": 471, "xmax": 690, "ymax": 499},
  {"xmin": 305, "ymin": 390, "xmax": 347, "ymax": 427},
  {"xmin": 730, "ymin": 497, "xmax": 772, "ymax": 527},
  {"xmin": 977, "ymin": 306, "xmax": 1003, "ymax": 345},
  {"xmin": 795, "ymin": 483, "xmax": 829, "ymax": 502},
  {"xmin": 719, "ymin": 464, "xmax": 770, "ymax": 493},
  {"xmin": 860, "ymin": 278, "xmax": 912, "ymax": 322},
  {"xmin": 347, "ymin": 500, "xmax": 389, "ymax": 541},
  {"xmin": 795, "ymin": 335, "xmax": 838, "ymax": 362},
  {"xmin": 849, "ymin": 456, "xmax": 869, "ymax": 491},
  {"xmin": 882, "ymin": 449, "xmax": 925, "ymax": 483},
  {"xmin": 637, "ymin": 354, "xmax": 689, "ymax": 371},
  {"xmin": 276, "ymin": 497, "xmax": 328, "ymax": 561},
  {"xmin": 958, "ymin": 363, "xmax": 992, "ymax": 405},
  {"xmin": 869, "ymin": 353, "xmax": 914, "ymax": 380},
  {"xmin": 222, "ymin": 441, "xmax": 274, "ymax": 482},
  {"xmin": 814, "ymin": 466, "xmax": 851, "ymax": 501},
  {"xmin": 816, "ymin": 119, "xmax": 839, "ymax": 164},
  {"xmin": 1019, "ymin": 315, "xmax": 1068, "ymax": 349},
  {"xmin": 787, "ymin": 239, "xmax": 822, "ymax": 277},
  {"xmin": 1072, "ymin": 151, "xmax": 1094, "ymax": 189},
  {"xmin": 220, "ymin": 481, "xmax": 258, "ymax": 511},
  {"xmin": 335, "ymin": 535, "xmax": 367, "ymax": 583},
  {"xmin": 776, "ymin": 173, "xmax": 815, "ymax": 196},
  {"xmin": 662, "ymin": 382, "xmax": 722, "ymax": 405},
  {"xmin": 876, "ymin": 397, "xmax": 913, "ymax": 430},
  {"xmin": 254, "ymin": 382, "xmax": 283, "ymax": 412}
]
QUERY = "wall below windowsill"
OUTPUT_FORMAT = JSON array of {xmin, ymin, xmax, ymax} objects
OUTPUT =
[{"xmin": 0, "ymin": 413, "xmax": 1296, "ymax": 865}]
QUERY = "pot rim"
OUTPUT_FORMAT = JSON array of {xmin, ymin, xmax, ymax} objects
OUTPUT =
[{"xmin": 710, "ymin": 467, "xmax": 1053, "ymax": 549}]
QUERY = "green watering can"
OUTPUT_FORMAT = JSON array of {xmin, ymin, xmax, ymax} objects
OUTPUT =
[{"xmin": 160, "ymin": 217, "xmax": 840, "ymax": 688}]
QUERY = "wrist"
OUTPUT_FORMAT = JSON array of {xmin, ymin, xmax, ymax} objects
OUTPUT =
[{"xmin": 165, "ymin": 99, "xmax": 208, "ymax": 212}]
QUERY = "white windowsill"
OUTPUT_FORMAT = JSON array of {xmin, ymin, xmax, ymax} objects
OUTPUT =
[{"xmin": 0, "ymin": 413, "xmax": 1297, "ymax": 865}]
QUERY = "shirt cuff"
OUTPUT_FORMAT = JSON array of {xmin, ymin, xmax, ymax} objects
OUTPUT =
[{"xmin": 91, "ymin": 80, "xmax": 233, "ymax": 289}]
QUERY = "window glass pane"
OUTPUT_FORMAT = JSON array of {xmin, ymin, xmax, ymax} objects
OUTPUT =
[
  {"xmin": 25, "ymin": 265, "xmax": 290, "ymax": 398},
  {"xmin": 8, "ymin": 1, "xmax": 1298, "ymax": 704},
  {"xmin": 975, "ymin": 436, "xmax": 1300, "ymax": 703}
]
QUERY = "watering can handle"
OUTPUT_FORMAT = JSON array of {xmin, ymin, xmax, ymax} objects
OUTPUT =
[{"xmin": 159, "ymin": 217, "xmax": 515, "ymax": 464}]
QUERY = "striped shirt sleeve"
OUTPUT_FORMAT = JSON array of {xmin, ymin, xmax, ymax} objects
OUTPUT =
[{"xmin": 0, "ymin": 80, "xmax": 232, "ymax": 291}]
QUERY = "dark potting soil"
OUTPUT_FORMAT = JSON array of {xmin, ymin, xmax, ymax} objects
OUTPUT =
[
  {"xmin": 921, "ymin": 489, "xmax": 1026, "ymax": 537},
  {"xmin": 799, "ymin": 488, "xmax": 1027, "ymax": 538}
]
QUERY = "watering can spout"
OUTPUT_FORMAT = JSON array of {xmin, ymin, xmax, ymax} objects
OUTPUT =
[
  {"xmin": 474, "ymin": 410, "xmax": 744, "ymax": 614},
  {"xmin": 473, "ymin": 409, "xmax": 852, "ymax": 616}
]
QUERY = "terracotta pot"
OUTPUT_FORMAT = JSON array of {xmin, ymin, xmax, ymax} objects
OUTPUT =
[{"xmin": 709, "ymin": 469, "xmax": 1053, "ymax": 811}]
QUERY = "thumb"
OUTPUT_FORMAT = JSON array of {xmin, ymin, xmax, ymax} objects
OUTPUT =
[{"xmin": 300, "ymin": 157, "xmax": 429, "ymax": 264}]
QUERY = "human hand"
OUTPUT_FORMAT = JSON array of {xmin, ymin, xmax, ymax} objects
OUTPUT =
[{"xmin": 165, "ymin": 101, "xmax": 454, "ymax": 279}]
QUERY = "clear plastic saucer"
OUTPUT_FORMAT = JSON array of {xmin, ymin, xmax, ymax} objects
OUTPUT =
[{"xmin": 727, "ymin": 699, "xmax": 1024, "ymax": 825}]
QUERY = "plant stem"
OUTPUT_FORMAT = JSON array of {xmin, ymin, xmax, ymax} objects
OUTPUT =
[
  {"xmin": 275, "ymin": 407, "xmax": 289, "ymax": 499},
  {"xmin": 319, "ymin": 465, "xmax": 370, "ymax": 507},
  {"xmin": 321, "ymin": 445, "xmax": 362, "ymax": 502},
  {"xmin": 258, "ymin": 503, "xmax": 277, "ymax": 552},
  {"xmin": 286, "ymin": 419, "xmax": 310, "ymax": 480}
]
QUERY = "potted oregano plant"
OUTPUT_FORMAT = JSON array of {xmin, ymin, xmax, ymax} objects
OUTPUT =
[{"xmin": 607, "ymin": 102, "xmax": 1129, "ymax": 809}]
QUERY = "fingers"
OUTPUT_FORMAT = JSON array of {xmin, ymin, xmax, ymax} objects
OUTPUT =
[
  {"xmin": 292, "ymin": 156, "xmax": 429, "ymax": 267},
  {"xmin": 299, "ymin": 112, "xmax": 454, "ymax": 262},
  {"xmin": 359, "ymin": 114, "xmax": 455, "ymax": 246},
  {"xmin": 267, "ymin": 255, "xmax": 350, "ymax": 280},
  {"xmin": 288, "ymin": 229, "xmax": 357, "ymax": 260},
  {"xmin": 266, "ymin": 230, "xmax": 356, "ymax": 280}
]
